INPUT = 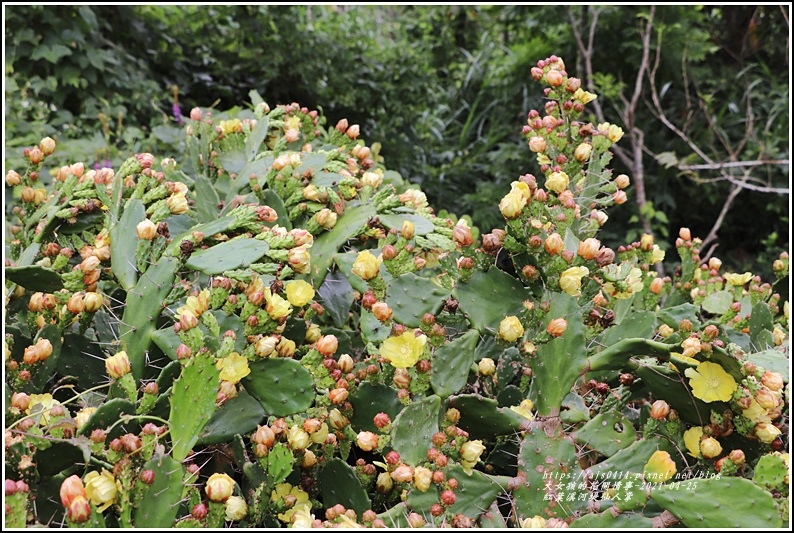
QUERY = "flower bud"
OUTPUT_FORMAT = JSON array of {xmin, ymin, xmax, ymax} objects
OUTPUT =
[
  {"xmin": 498, "ymin": 316, "xmax": 524, "ymax": 342},
  {"xmin": 136, "ymin": 219, "xmax": 158, "ymax": 240},
  {"xmin": 376, "ymin": 472, "xmax": 393, "ymax": 493},
  {"xmin": 650, "ymin": 400, "xmax": 670, "ymax": 420},
  {"xmin": 352, "ymin": 250, "xmax": 379, "ymax": 280},
  {"xmin": 478, "ymin": 358, "xmax": 496, "ymax": 376},
  {"xmin": 574, "ymin": 143, "xmax": 592, "ymax": 162},
  {"xmin": 401, "ymin": 220, "xmax": 415, "ymax": 239},
  {"xmin": 67, "ymin": 497, "xmax": 92, "ymax": 523},
  {"xmin": 60, "ymin": 475, "xmax": 87, "ymax": 507},
  {"xmin": 357, "ymin": 431, "xmax": 379, "ymax": 451},
  {"xmin": 546, "ymin": 70, "xmax": 563, "ymax": 87},
  {"xmin": 761, "ymin": 371, "xmax": 784, "ymax": 392},
  {"xmin": 316, "ymin": 335, "xmax": 338, "ymax": 356},
  {"xmin": 615, "ymin": 174, "xmax": 630, "ymax": 189},
  {"xmin": 205, "ymin": 472, "xmax": 235, "ymax": 502},
  {"xmin": 700, "ymin": 437, "xmax": 722, "ymax": 459},
  {"xmin": 166, "ymin": 193, "xmax": 189, "ymax": 215},
  {"xmin": 612, "ymin": 190, "xmax": 628, "ymax": 204},
  {"xmin": 83, "ymin": 292, "xmax": 105, "ymax": 313},
  {"xmin": 180, "ymin": 309, "xmax": 199, "ymax": 331},
  {"xmin": 453, "ymin": 225, "xmax": 473, "ymax": 247},
  {"xmin": 528, "ymin": 136, "xmax": 547, "ymax": 153},
  {"xmin": 329, "ymin": 388, "xmax": 349, "ymax": 404},
  {"xmin": 390, "ymin": 464, "xmax": 413, "ymax": 483},
  {"xmin": 105, "ymin": 351, "xmax": 131, "ymax": 379},
  {"xmin": 544, "ymin": 233, "xmax": 564, "ymax": 255},
  {"xmin": 346, "ymin": 124, "xmax": 360, "ymax": 139},
  {"xmin": 40, "ymin": 136, "xmax": 56, "ymax": 156},
  {"xmin": 329, "ymin": 409, "xmax": 349, "ymax": 431},
  {"xmin": 6, "ymin": 169, "xmax": 21, "ymax": 186},
  {"xmin": 649, "ymin": 277, "xmax": 664, "ymax": 295},
  {"xmin": 755, "ymin": 387, "xmax": 779, "ymax": 410},
  {"xmin": 754, "ymin": 422, "xmax": 781, "ymax": 443},
  {"xmin": 545, "ymin": 172, "xmax": 569, "ymax": 194},
  {"xmin": 28, "ymin": 146, "xmax": 44, "ymax": 165},
  {"xmin": 547, "ymin": 318, "xmax": 568, "ymax": 337},
  {"xmin": 372, "ymin": 302, "xmax": 393, "ymax": 322},
  {"xmin": 727, "ymin": 449, "xmax": 745, "ymax": 465}
]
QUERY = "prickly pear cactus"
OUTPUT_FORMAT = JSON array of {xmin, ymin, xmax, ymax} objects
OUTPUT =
[{"xmin": 3, "ymin": 58, "xmax": 788, "ymax": 528}]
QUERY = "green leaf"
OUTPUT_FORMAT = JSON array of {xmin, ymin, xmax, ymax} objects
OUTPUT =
[
  {"xmin": 31, "ymin": 44, "xmax": 72, "ymax": 63},
  {"xmin": 319, "ymin": 458, "xmax": 372, "ymax": 516},
  {"xmin": 245, "ymin": 117, "xmax": 269, "ymax": 161},
  {"xmin": 431, "ymin": 330, "xmax": 478, "ymax": 398},
  {"xmin": 4, "ymin": 265, "xmax": 63, "ymax": 292},
  {"xmin": 267, "ymin": 442, "xmax": 294, "ymax": 485},
  {"xmin": 242, "ymin": 358, "xmax": 315, "ymax": 416},
  {"xmin": 110, "ymin": 198, "xmax": 146, "ymax": 290},
  {"xmin": 453, "ymin": 267, "xmax": 529, "ymax": 332},
  {"xmin": 701, "ymin": 290, "xmax": 733, "ymax": 315},
  {"xmin": 377, "ymin": 213, "xmax": 435, "ymax": 236},
  {"xmin": 316, "ymin": 270, "xmax": 354, "ymax": 328},
  {"xmin": 185, "ymin": 238, "xmax": 270, "ymax": 274},
  {"xmin": 310, "ymin": 204, "xmax": 376, "ymax": 286}
]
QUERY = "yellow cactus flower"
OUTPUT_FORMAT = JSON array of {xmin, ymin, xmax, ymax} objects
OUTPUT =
[
  {"xmin": 352, "ymin": 250, "xmax": 380, "ymax": 280},
  {"xmin": 510, "ymin": 399, "xmax": 535, "ymax": 421},
  {"xmin": 684, "ymin": 426, "xmax": 704, "ymax": 458},
  {"xmin": 499, "ymin": 316, "xmax": 524, "ymax": 342},
  {"xmin": 290, "ymin": 503, "xmax": 315, "ymax": 528},
  {"xmin": 559, "ymin": 266, "xmax": 589, "ymax": 297},
  {"xmin": 597, "ymin": 122, "xmax": 624, "ymax": 143},
  {"xmin": 216, "ymin": 352, "xmax": 251, "ymax": 384},
  {"xmin": 220, "ymin": 118, "xmax": 242, "ymax": 135},
  {"xmin": 460, "ymin": 440, "xmax": 486, "ymax": 475},
  {"xmin": 206, "ymin": 472, "xmax": 235, "ymax": 502},
  {"xmin": 26, "ymin": 393, "xmax": 59, "ymax": 426},
  {"xmin": 684, "ymin": 362, "xmax": 737, "ymax": 403},
  {"xmin": 271, "ymin": 483, "xmax": 310, "ymax": 522},
  {"xmin": 285, "ymin": 280, "xmax": 315, "ymax": 307},
  {"xmin": 84, "ymin": 469, "xmax": 118, "ymax": 512},
  {"xmin": 723, "ymin": 272, "xmax": 752, "ymax": 286},
  {"xmin": 650, "ymin": 245, "xmax": 665, "ymax": 264},
  {"xmin": 521, "ymin": 515, "xmax": 547, "ymax": 528},
  {"xmin": 545, "ymin": 171, "xmax": 569, "ymax": 194},
  {"xmin": 499, "ymin": 191, "xmax": 527, "ymax": 219},
  {"xmin": 510, "ymin": 180, "xmax": 531, "ymax": 200},
  {"xmin": 264, "ymin": 288, "xmax": 293, "ymax": 321},
  {"xmin": 643, "ymin": 450, "xmax": 676, "ymax": 483},
  {"xmin": 75, "ymin": 408, "xmax": 97, "ymax": 430},
  {"xmin": 572, "ymin": 88, "xmax": 597, "ymax": 104},
  {"xmin": 380, "ymin": 331, "xmax": 427, "ymax": 369}
]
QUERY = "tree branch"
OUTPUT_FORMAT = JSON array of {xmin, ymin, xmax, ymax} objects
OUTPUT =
[{"xmin": 677, "ymin": 159, "xmax": 789, "ymax": 171}]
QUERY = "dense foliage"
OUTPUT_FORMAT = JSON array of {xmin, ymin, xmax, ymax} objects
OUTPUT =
[
  {"xmin": 5, "ymin": 5, "xmax": 790, "ymax": 276},
  {"xmin": 3, "ymin": 52, "xmax": 790, "ymax": 528}
]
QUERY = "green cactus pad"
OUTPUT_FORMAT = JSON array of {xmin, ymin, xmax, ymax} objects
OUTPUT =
[
  {"xmin": 479, "ymin": 501, "xmax": 508, "ymax": 528},
  {"xmin": 316, "ymin": 270, "xmax": 354, "ymax": 328},
  {"xmin": 749, "ymin": 301, "xmax": 775, "ymax": 350},
  {"xmin": 597, "ymin": 310, "xmax": 656, "ymax": 347},
  {"xmin": 120, "ymin": 255, "xmax": 178, "ymax": 379},
  {"xmin": 27, "ymin": 324, "xmax": 62, "ymax": 392},
  {"xmin": 34, "ymin": 440, "xmax": 89, "ymax": 478},
  {"xmin": 110, "ymin": 198, "xmax": 146, "ymax": 290},
  {"xmin": 701, "ymin": 290, "xmax": 733, "ymax": 315},
  {"xmin": 310, "ymin": 204, "xmax": 376, "ymax": 286},
  {"xmin": 587, "ymin": 437, "xmax": 678, "ymax": 478},
  {"xmin": 185, "ymin": 238, "xmax": 270, "ymax": 275},
  {"xmin": 4, "ymin": 265, "xmax": 63, "ymax": 293},
  {"xmin": 134, "ymin": 453, "xmax": 185, "ymax": 528},
  {"xmin": 529, "ymin": 293, "xmax": 586, "ymax": 416},
  {"xmin": 633, "ymin": 360, "xmax": 719, "ymax": 424},
  {"xmin": 651, "ymin": 476, "xmax": 782, "ymax": 528},
  {"xmin": 57, "ymin": 333, "xmax": 107, "ymax": 390},
  {"xmin": 570, "ymin": 511, "xmax": 654, "ymax": 528},
  {"xmin": 242, "ymin": 358, "xmax": 315, "ymax": 416},
  {"xmin": 377, "ymin": 213, "xmax": 434, "ymax": 235},
  {"xmin": 496, "ymin": 346, "xmax": 523, "ymax": 389},
  {"xmin": 747, "ymin": 348, "xmax": 789, "ymax": 377},
  {"xmin": 196, "ymin": 390, "xmax": 265, "ymax": 445},
  {"xmin": 377, "ymin": 502, "xmax": 411, "ymax": 528},
  {"xmin": 76, "ymin": 398, "xmax": 136, "ymax": 440},
  {"xmin": 266, "ymin": 442, "xmax": 294, "ymax": 485},
  {"xmin": 560, "ymin": 393, "xmax": 590, "ymax": 424},
  {"xmin": 445, "ymin": 465, "xmax": 509, "ymax": 519},
  {"xmin": 193, "ymin": 174, "xmax": 221, "ymax": 223},
  {"xmin": 449, "ymin": 394, "xmax": 526, "ymax": 437},
  {"xmin": 657, "ymin": 303, "xmax": 700, "ymax": 329},
  {"xmin": 513, "ymin": 426, "xmax": 589, "ymax": 519},
  {"xmin": 318, "ymin": 458, "xmax": 373, "ymax": 516},
  {"xmin": 496, "ymin": 385, "xmax": 524, "ymax": 407},
  {"xmin": 573, "ymin": 410, "xmax": 637, "ymax": 457},
  {"xmin": 258, "ymin": 189, "xmax": 291, "ymax": 229},
  {"xmin": 334, "ymin": 252, "xmax": 370, "ymax": 293},
  {"xmin": 349, "ymin": 383, "xmax": 404, "ymax": 432},
  {"xmin": 431, "ymin": 329, "xmax": 478, "ymax": 398},
  {"xmin": 391, "ymin": 394, "xmax": 441, "ymax": 465},
  {"xmin": 165, "ymin": 217, "xmax": 236, "ymax": 256},
  {"xmin": 385, "ymin": 272, "xmax": 450, "ymax": 328},
  {"xmin": 359, "ymin": 309, "xmax": 391, "ymax": 344},
  {"xmin": 753, "ymin": 453, "xmax": 788, "ymax": 492},
  {"xmin": 452, "ymin": 267, "xmax": 530, "ymax": 332},
  {"xmin": 169, "ymin": 350, "xmax": 219, "ymax": 462}
]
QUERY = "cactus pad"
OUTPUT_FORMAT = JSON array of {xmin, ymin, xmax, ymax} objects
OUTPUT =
[
  {"xmin": 185, "ymin": 238, "xmax": 270, "ymax": 275},
  {"xmin": 110, "ymin": 198, "xmax": 146, "ymax": 290},
  {"xmin": 349, "ymin": 383, "xmax": 404, "ymax": 432},
  {"xmin": 452, "ymin": 267, "xmax": 530, "ymax": 332},
  {"xmin": 134, "ymin": 452, "xmax": 185, "ymax": 527},
  {"xmin": 196, "ymin": 390, "xmax": 266, "ymax": 445},
  {"xmin": 448, "ymin": 394, "xmax": 526, "ymax": 437},
  {"xmin": 573, "ymin": 410, "xmax": 637, "ymax": 457},
  {"xmin": 242, "ymin": 358, "xmax": 315, "ymax": 416},
  {"xmin": 169, "ymin": 350, "xmax": 219, "ymax": 462},
  {"xmin": 430, "ymin": 329, "xmax": 478, "ymax": 398},
  {"xmin": 385, "ymin": 272, "xmax": 450, "ymax": 328},
  {"xmin": 4, "ymin": 265, "xmax": 63, "ymax": 293},
  {"xmin": 318, "ymin": 458, "xmax": 372, "ymax": 516},
  {"xmin": 390, "ymin": 394, "xmax": 440, "ymax": 465}
]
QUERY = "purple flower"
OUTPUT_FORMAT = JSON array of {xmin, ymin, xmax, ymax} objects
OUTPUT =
[
  {"xmin": 172, "ymin": 103, "xmax": 184, "ymax": 125},
  {"xmin": 93, "ymin": 159, "xmax": 113, "ymax": 170}
]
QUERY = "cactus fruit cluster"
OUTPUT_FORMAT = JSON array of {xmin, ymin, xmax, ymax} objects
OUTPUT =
[{"xmin": 4, "ymin": 56, "xmax": 789, "ymax": 528}]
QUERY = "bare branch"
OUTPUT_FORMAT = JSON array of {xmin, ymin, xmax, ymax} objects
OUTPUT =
[
  {"xmin": 677, "ymin": 159, "xmax": 789, "ymax": 171},
  {"xmin": 701, "ymin": 184, "xmax": 742, "ymax": 252},
  {"xmin": 723, "ymin": 177, "xmax": 789, "ymax": 195}
]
